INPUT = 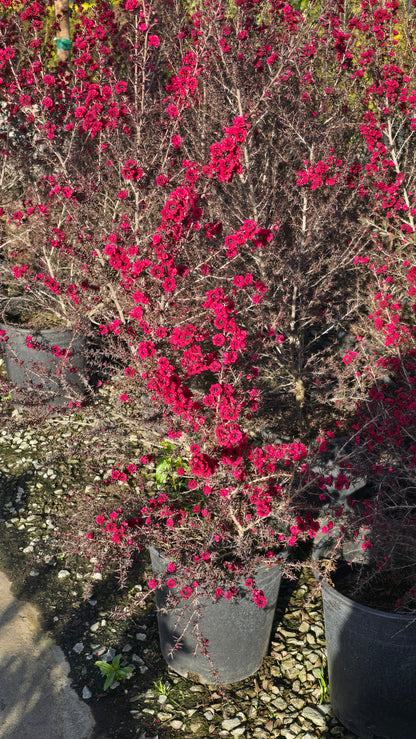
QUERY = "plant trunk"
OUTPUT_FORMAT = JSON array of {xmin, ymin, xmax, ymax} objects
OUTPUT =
[{"xmin": 54, "ymin": 0, "xmax": 71, "ymax": 63}]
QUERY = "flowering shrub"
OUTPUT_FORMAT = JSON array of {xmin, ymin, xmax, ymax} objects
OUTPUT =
[
  {"xmin": 1, "ymin": 0, "xmax": 415, "ymax": 614},
  {"xmin": 318, "ymin": 251, "xmax": 416, "ymax": 612}
]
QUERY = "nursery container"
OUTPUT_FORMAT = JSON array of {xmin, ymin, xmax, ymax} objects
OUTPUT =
[
  {"xmin": 150, "ymin": 546, "xmax": 283, "ymax": 685},
  {"xmin": 321, "ymin": 580, "xmax": 416, "ymax": 739},
  {"xmin": 0, "ymin": 323, "xmax": 86, "ymax": 406}
]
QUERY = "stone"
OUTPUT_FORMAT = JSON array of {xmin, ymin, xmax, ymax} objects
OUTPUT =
[
  {"xmin": 291, "ymin": 697, "xmax": 305, "ymax": 710},
  {"xmin": 222, "ymin": 717, "xmax": 242, "ymax": 731},
  {"xmin": 301, "ymin": 706, "xmax": 327, "ymax": 728},
  {"xmin": 189, "ymin": 722, "xmax": 203, "ymax": 733},
  {"xmin": 82, "ymin": 686, "xmax": 92, "ymax": 700},
  {"xmin": 132, "ymin": 654, "xmax": 145, "ymax": 664},
  {"xmin": 157, "ymin": 712, "xmax": 173, "ymax": 721},
  {"xmin": 73, "ymin": 642, "xmax": 84, "ymax": 654},
  {"xmin": 259, "ymin": 691, "xmax": 272, "ymax": 703},
  {"xmin": 170, "ymin": 720, "xmax": 183, "ymax": 730}
]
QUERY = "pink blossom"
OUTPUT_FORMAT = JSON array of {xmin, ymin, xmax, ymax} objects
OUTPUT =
[
  {"xmin": 252, "ymin": 589, "xmax": 267, "ymax": 608},
  {"xmin": 167, "ymin": 104, "xmax": 179, "ymax": 118},
  {"xmin": 343, "ymin": 350, "xmax": 359, "ymax": 365},
  {"xmin": 115, "ymin": 81, "xmax": 127, "ymax": 94},
  {"xmin": 181, "ymin": 587, "xmax": 193, "ymax": 599}
]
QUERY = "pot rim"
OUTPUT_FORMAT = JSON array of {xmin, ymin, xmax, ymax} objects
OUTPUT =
[{"xmin": 320, "ymin": 578, "xmax": 416, "ymax": 622}]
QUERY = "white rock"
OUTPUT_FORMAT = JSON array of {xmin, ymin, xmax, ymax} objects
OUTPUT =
[
  {"xmin": 57, "ymin": 569, "xmax": 70, "ymax": 579},
  {"xmin": 222, "ymin": 718, "xmax": 242, "ymax": 731}
]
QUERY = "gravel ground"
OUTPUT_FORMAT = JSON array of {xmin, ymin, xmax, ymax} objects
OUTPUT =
[{"xmin": 0, "ymin": 384, "xmax": 359, "ymax": 739}]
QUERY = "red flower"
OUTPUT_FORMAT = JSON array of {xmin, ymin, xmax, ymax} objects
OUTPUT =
[
  {"xmin": 167, "ymin": 104, "xmax": 179, "ymax": 118},
  {"xmin": 252, "ymin": 590, "xmax": 267, "ymax": 608},
  {"xmin": 190, "ymin": 452, "xmax": 218, "ymax": 478}
]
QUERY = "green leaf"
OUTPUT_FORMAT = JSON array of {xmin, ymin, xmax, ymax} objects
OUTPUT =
[
  {"xmin": 95, "ymin": 661, "xmax": 112, "ymax": 675},
  {"xmin": 118, "ymin": 666, "xmax": 133, "ymax": 678},
  {"xmin": 103, "ymin": 673, "xmax": 115, "ymax": 691},
  {"xmin": 156, "ymin": 458, "xmax": 171, "ymax": 473},
  {"xmin": 161, "ymin": 441, "xmax": 175, "ymax": 453}
]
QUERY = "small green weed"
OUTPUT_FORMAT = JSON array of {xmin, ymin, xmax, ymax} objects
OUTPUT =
[
  {"xmin": 95, "ymin": 654, "xmax": 134, "ymax": 691},
  {"xmin": 155, "ymin": 441, "xmax": 189, "ymax": 492},
  {"xmin": 317, "ymin": 660, "xmax": 329, "ymax": 704},
  {"xmin": 153, "ymin": 679, "xmax": 182, "ymax": 709}
]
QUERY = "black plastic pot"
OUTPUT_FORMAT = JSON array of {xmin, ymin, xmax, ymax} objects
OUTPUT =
[
  {"xmin": 150, "ymin": 546, "xmax": 283, "ymax": 684},
  {"xmin": 0, "ymin": 323, "xmax": 86, "ymax": 406},
  {"xmin": 321, "ymin": 580, "xmax": 416, "ymax": 739}
]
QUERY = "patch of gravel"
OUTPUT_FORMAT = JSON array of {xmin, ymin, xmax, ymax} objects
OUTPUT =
[{"xmin": 0, "ymin": 395, "xmax": 359, "ymax": 739}]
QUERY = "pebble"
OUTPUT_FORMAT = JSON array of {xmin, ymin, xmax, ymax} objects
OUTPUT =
[
  {"xmin": 73, "ymin": 642, "xmax": 84, "ymax": 654},
  {"xmin": 157, "ymin": 712, "xmax": 173, "ymax": 721},
  {"xmin": 132, "ymin": 654, "xmax": 145, "ymax": 664},
  {"xmin": 82, "ymin": 686, "xmax": 92, "ymax": 700},
  {"xmin": 57, "ymin": 569, "xmax": 70, "ymax": 579},
  {"xmin": 301, "ymin": 705, "xmax": 328, "ymax": 727},
  {"xmin": 222, "ymin": 717, "xmax": 242, "ymax": 731}
]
